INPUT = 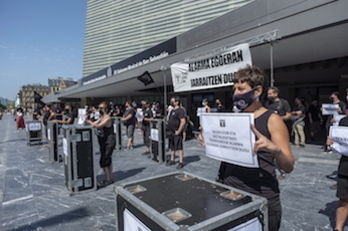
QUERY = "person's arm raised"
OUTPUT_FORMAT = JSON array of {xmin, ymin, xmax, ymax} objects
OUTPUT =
[{"xmin": 251, "ymin": 114, "xmax": 294, "ymax": 173}]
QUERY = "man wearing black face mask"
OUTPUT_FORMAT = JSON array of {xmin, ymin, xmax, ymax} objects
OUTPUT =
[
  {"xmin": 51, "ymin": 103, "xmax": 75, "ymax": 125},
  {"xmin": 215, "ymin": 98, "xmax": 225, "ymax": 112}
]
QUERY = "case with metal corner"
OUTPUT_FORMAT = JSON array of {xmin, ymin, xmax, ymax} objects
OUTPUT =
[
  {"xmin": 26, "ymin": 121, "xmax": 42, "ymax": 146},
  {"xmin": 150, "ymin": 119, "xmax": 165, "ymax": 163},
  {"xmin": 47, "ymin": 121, "xmax": 59, "ymax": 163},
  {"xmin": 114, "ymin": 172, "xmax": 268, "ymax": 231},
  {"xmin": 62, "ymin": 125, "xmax": 97, "ymax": 195}
]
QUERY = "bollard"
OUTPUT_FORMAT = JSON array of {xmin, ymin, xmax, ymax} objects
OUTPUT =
[{"xmin": 150, "ymin": 119, "xmax": 165, "ymax": 163}]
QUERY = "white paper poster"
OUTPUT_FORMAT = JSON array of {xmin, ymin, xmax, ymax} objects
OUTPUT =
[
  {"xmin": 124, "ymin": 209, "xmax": 151, "ymax": 231},
  {"xmin": 330, "ymin": 126, "xmax": 348, "ymax": 156},
  {"xmin": 63, "ymin": 138, "xmax": 68, "ymax": 156},
  {"xmin": 171, "ymin": 43, "xmax": 252, "ymax": 92},
  {"xmin": 78, "ymin": 108, "xmax": 86, "ymax": 125},
  {"xmin": 227, "ymin": 217, "xmax": 262, "ymax": 231},
  {"xmin": 151, "ymin": 128, "xmax": 159, "ymax": 141},
  {"xmin": 322, "ymin": 104, "xmax": 339, "ymax": 115},
  {"xmin": 201, "ymin": 113, "xmax": 258, "ymax": 168}
]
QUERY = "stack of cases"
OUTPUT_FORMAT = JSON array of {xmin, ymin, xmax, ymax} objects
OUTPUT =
[
  {"xmin": 26, "ymin": 121, "xmax": 42, "ymax": 145},
  {"xmin": 115, "ymin": 172, "xmax": 268, "ymax": 231},
  {"xmin": 62, "ymin": 125, "xmax": 97, "ymax": 195}
]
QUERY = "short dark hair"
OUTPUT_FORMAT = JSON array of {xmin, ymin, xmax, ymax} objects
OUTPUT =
[
  {"xmin": 331, "ymin": 91, "xmax": 339, "ymax": 97},
  {"xmin": 233, "ymin": 65, "xmax": 268, "ymax": 100},
  {"xmin": 268, "ymin": 86, "xmax": 279, "ymax": 94},
  {"xmin": 171, "ymin": 96, "xmax": 181, "ymax": 104}
]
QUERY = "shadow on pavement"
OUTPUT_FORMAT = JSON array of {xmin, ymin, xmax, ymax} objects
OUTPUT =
[
  {"xmin": 97, "ymin": 167, "xmax": 146, "ymax": 184},
  {"xmin": 319, "ymin": 200, "xmax": 337, "ymax": 229},
  {"xmin": 8, "ymin": 207, "xmax": 90, "ymax": 231}
]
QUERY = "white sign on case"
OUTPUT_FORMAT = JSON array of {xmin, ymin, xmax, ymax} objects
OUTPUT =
[
  {"xmin": 330, "ymin": 126, "xmax": 348, "ymax": 156},
  {"xmin": 78, "ymin": 108, "xmax": 86, "ymax": 125},
  {"xmin": 201, "ymin": 113, "xmax": 258, "ymax": 168},
  {"xmin": 227, "ymin": 217, "xmax": 262, "ymax": 231},
  {"xmin": 171, "ymin": 43, "xmax": 252, "ymax": 92},
  {"xmin": 124, "ymin": 209, "xmax": 151, "ymax": 231}
]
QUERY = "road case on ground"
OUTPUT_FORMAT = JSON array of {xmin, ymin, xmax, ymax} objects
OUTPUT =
[
  {"xmin": 62, "ymin": 125, "xmax": 97, "ymax": 195},
  {"xmin": 113, "ymin": 117, "xmax": 122, "ymax": 150},
  {"xmin": 150, "ymin": 119, "xmax": 165, "ymax": 163},
  {"xmin": 26, "ymin": 120, "xmax": 42, "ymax": 146},
  {"xmin": 47, "ymin": 121, "xmax": 59, "ymax": 163},
  {"xmin": 115, "ymin": 172, "xmax": 268, "ymax": 231}
]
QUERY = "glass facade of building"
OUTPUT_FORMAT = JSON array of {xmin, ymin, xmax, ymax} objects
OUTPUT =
[{"xmin": 83, "ymin": 0, "xmax": 254, "ymax": 77}]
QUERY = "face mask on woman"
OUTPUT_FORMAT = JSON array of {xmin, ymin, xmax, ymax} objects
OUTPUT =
[{"xmin": 232, "ymin": 88, "xmax": 257, "ymax": 112}]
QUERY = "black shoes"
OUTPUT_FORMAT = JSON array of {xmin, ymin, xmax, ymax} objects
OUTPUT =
[
  {"xmin": 176, "ymin": 162, "xmax": 184, "ymax": 169},
  {"xmin": 166, "ymin": 160, "xmax": 184, "ymax": 169}
]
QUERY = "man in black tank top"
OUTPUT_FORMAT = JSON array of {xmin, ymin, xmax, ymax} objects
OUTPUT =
[{"xmin": 219, "ymin": 65, "xmax": 295, "ymax": 231}]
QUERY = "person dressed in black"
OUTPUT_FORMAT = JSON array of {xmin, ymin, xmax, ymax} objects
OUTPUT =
[
  {"xmin": 324, "ymin": 91, "xmax": 346, "ymax": 153},
  {"xmin": 166, "ymin": 96, "xmax": 187, "ymax": 169},
  {"xmin": 32, "ymin": 107, "xmax": 41, "ymax": 120},
  {"xmin": 85, "ymin": 101, "xmax": 116, "ymax": 187},
  {"xmin": 121, "ymin": 100, "xmax": 136, "ymax": 150},
  {"xmin": 38, "ymin": 104, "xmax": 52, "ymax": 139},
  {"xmin": 141, "ymin": 100, "xmax": 153, "ymax": 156},
  {"xmin": 51, "ymin": 103, "xmax": 75, "ymax": 125},
  {"xmin": 215, "ymin": 98, "xmax": 225, "ymax": 112},
  {"xmin": 218, "ymin": 65, "xmax": 294, "ymax": 231},
  {"xmin": 327, "ymin": 112, "xmax": 348, "ymax": 231},
  {"xmin": 308, "ymin": 98, "xmax": 323, "ymax": 140}
]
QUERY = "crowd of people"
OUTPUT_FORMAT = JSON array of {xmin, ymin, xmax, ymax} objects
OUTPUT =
[{"xmin": 4, "ymin": 64, "xmax": 348, "ymax": 230}]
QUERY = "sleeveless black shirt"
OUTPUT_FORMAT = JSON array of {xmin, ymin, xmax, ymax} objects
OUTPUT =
[{"xmin": 221, "ymin": 110, "xmax": 279, "ymax": 199}]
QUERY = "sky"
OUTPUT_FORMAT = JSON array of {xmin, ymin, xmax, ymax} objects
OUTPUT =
[{"xmin": 0, "ymin": 0, "xmax": 86, "ymax": 101}]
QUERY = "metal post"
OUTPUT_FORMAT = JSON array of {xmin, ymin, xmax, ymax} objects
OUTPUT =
[{"xmin": 270, "ymin": 41, "xmax": 274, "ymax": 87}]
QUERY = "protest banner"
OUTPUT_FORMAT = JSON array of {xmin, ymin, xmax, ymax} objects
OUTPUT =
[
  {"xmin": 171, "ymin": 43, "xmax": 252, "ymax": 92},
  {"xmin": 201, "ymin": 113, "xmax": 258, "ymax": 168}
]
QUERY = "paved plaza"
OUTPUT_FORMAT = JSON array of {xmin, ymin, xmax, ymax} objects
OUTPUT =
[{"xmin": 0, "ymin": 114, "xmax": 346, "ymax": 230}]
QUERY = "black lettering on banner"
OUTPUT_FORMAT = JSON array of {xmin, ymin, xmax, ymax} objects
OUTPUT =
[{"xmin": 189, "ymin": 49, "xmax": 244, "ymax": 72}]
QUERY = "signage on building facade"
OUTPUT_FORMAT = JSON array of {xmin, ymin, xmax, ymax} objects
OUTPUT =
[
  {"xmin": 170, "ymin": 43, "xmax": 252, "ymax": 92},
  {"xmin": 82, "ymin": 37, "xmax": 177, "ymax": 85}
]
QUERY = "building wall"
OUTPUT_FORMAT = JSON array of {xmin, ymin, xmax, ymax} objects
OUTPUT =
[
  {"xmin": 82, "ymin": 0, "xmax": 254, "ymax": 77},
  {"xmin": 19, "ymin": 84, "xmax": 50, "ymax": 111}
]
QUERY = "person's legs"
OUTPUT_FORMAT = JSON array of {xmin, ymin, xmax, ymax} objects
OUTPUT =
[
  {"xmin": 293, "ymin": 125, "xmax": 299, "ymax": 145},
  {"xmin": 297, "ymin": 124, "xmax": 306, "ymax": 146},
  {"xmin": 335, "ymin": 199, "xmax": 348, "ymax": 231}
]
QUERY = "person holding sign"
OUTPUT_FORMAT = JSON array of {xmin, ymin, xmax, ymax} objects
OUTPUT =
[
  {"xmin": 327, "ymin": 115, "xmax": 348, "ymax": 231},
  {"xmin": 218, "ymin": 65, "xmax": 294, "ymax": 231}
]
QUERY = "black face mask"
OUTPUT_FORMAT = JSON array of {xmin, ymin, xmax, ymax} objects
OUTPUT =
[
  {"xmin": 267, "ymin": 96, "xmax": 276, "ymax": 101},
  {"xmin": 98, "ymin": 107, "xmax": 104, "ymax": 115},
  {"xmin": 169, "ymin": 101, "xmax": 175, "ymax": 107},
  {"xmin": 233, "ymin": 89, "xmax": 257, "ymax": 112},
  {"xmin": 64, "ymin": 109, "xmax": 69, "ymax": 114}
]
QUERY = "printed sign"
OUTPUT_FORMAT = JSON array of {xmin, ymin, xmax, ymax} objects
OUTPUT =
[
  {"xmin": 201, "ymin": 113, "xmax": 258, "ymax": 168},
  {"xmin": 330, "ymin": 126, "xmax": 348, "ymax": 156},
  {"xmin": 63, "ymin": 138, "xmax": 68, "ymax": 156},
  {"xmin": 78, "ymin": 108, "xmax": 86, "ymax": 125},
  {"xmin": 171, "ymin": 43, "xmax": 252, "ymax": 92},
  {"xmin": 124, "ymin": 209, "xmax": 151, "ymax": 231},
  {"xmin": 151, "ymin": 128, "xmax": 159, "ymax": 141},
  {"xmin": 322, "ymin": 104, "xmax": 339, "ymax": 115}
]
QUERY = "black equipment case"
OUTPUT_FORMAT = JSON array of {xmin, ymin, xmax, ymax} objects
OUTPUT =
[
  {"xmin": 62, "ymin": 125, "xmax": 97, "ymax": 195},
  {"xmin": 115, "ymin": 172, "xmax": 268, "ymax": 231}
]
